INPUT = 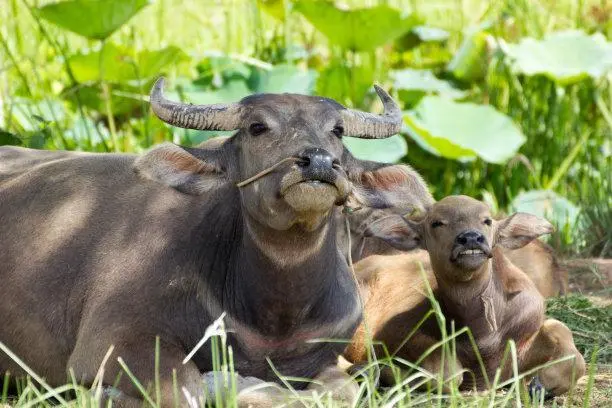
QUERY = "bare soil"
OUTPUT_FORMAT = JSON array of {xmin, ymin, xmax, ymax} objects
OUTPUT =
[{"xmin": 552, "ymin": 370, "xmax": 612, "ymax": 407}]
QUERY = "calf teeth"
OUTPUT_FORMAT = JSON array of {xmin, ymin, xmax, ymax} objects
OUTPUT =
[{"xmin": 459, "ymin": 249, "xmax": 484, "ymax": 255}]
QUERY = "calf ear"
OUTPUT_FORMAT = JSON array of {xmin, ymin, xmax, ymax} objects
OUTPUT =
[
  {"xmin": 364, "ymin": 214, "xmax": 424, "ymax": 251},
  {"xmin": 346, "ymin": 154, "xmax": 434, "ymax": 213},
  {"xmin": 134, "ymin": 142, "xmax": 227, "ymax": 195},
  {"xmin": 495, "ymin": 213, "xmax": 554, "ymax": 250}
]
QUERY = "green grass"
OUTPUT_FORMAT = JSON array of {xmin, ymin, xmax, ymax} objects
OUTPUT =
[
  {"xmin": 1, "ymin": 283, "xmax": 607, "ymax": 407},
  {"xmin": 546, "ymin": 294, "xmax": 612, "ymax": 365}
]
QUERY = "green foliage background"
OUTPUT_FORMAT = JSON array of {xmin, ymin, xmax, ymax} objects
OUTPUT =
[{"xmin": 1, "ymin": 0, "xmax": 611, "ymax": 256}]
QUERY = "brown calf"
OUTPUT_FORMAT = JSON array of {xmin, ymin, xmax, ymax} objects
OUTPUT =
[
  {"xmin": 345, "ymin": 196, "xmax": 585, "ymax": 395},
  {"xmin": 350, "ymin": 208, "xmax": 568, "ymax": 298}
]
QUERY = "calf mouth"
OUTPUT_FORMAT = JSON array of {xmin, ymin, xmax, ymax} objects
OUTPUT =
[{"xmin": 450, "ymin": 243, "xmax": 492, "ymax": 270}]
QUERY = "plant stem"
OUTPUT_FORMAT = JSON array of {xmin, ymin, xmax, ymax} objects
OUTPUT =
[
  {"xmin": 545, "ymin": 129, "xmax": 590, "ymax": 191},
  {"xmin": 102, "ymin": 82, "xmax": 119, "ymax": 152}
]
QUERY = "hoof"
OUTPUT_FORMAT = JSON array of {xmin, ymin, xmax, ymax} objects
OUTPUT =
[{"xmin": 528, "ymin": 376, "xmax": 554, "ymax": 401}]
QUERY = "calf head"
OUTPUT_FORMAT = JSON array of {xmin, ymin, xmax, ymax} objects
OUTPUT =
[
  {"xmin": 366, "ymin": 195, "xmax": 553, "ymax": 282},
  {"xmin": 136, "ymin": 78, "xmax": 431, "ymax": 232}
]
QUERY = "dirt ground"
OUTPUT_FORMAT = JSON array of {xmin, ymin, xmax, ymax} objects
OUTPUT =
[{"xmin": 551, "ymin": 369, "xmax": 612, "ymax": 407}]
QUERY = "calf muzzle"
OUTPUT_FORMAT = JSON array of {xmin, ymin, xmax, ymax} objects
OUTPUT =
[{"xmin": 450, "ymin": 230, "xmax": 492, "ymax": 269}]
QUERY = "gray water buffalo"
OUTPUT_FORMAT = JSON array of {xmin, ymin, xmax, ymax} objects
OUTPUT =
[{"xmin": 0, "ymin": 78, "xmax": 432, "ymax": 406}]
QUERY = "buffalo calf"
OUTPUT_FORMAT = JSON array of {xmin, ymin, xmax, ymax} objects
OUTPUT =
[
  {"xmin": 345, "ymin": 195, "xmax": 585, "ymax": 395},
  {"xmin": 347, "ymin": 207, "xmax": 568, "ymax": 297}
]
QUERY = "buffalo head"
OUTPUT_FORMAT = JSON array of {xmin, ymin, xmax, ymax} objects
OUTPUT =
[{"xmin": 137, "ymin": 77, "xmax": 427, "ymax": 232}]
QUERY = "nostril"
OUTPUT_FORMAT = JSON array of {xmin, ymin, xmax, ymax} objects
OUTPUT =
[
  {"xmin": 476, "ymin": 235, "xmax": 485, "ymax": 243},
  {"xmin": 457, "ymin": 236, "xmax": 467, "ymax": 245},
  {"xmin": 298, "ymin": 148, "xmax": 336, "ymax": 171},
  {"xmin": 296, "ymin": 157, "xmax": 310, "ymax": 168}
]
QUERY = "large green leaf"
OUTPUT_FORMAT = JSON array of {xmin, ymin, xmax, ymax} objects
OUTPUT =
[
  {"xmin": 69, "ymin": 43, "xmax": 188, "ymax": 84},
  {"xmin": 37, "ymin": 0, "xmax": 150, "ymax": 40},
  {"xmin": 173, "ymin": 81, "xmax": 252, "ymax": 106},
  {"xmin": 447, "ymin": 30, "xmax": 493, "ymax": 82},
  {"xmin": 293, "ymin": 1, "xmax": 420, "ymax": 52},
  {"xmin": 402, "ymin": 96, "xmax": 526, "ymax": 164},
  {"xmin": 511, "ymin": 190, "xmax": 580, "ymax": 229},
  {"xmin": 137, "ymin": 47, "xmax": 190, "ymax": 80},
  {"xmin": 343, "ymin": 135, "xmax": 407, "ymax": 163},
  {"xmin": 316, "ymin": 60, "xmax": 374, "ymax": 106},
  {"xmin": 252, "ymin": 64, "xmax": 317, "ymax": 94},
  {"xmin": 69, "ymin": 43, "xmax": 136, "ymax": 83},
  {"xmin": 394, "ymin": 26, "xmax": 450, "ymax": 51},
  {"xmin": 392, "ymin": 68, "xmax": 465, "ymax": 107},
  {"xmin": 504, "ymin": 30, "xmax": 612, "ymax": 85}
]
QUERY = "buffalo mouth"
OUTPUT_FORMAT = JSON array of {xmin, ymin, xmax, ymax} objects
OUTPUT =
[
  {"xmin": 279, "ymin": 170, "xmax": 350, "ymax": 213},
  {"xmin": 450, "ymin": 242, "xmax": 492, "ymax": 270}
]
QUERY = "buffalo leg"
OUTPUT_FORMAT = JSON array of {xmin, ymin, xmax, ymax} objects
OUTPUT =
[
  {"xmin": 390, "ymin": 331, "xmax": 463, "ymax": 391},
  {"xmin": 221, "ymin": 365, "xmax": 358, "ymax": 408},
  {"xmin": 520, "ymin": 319, "xmax": 586, "ymax": 396},
  {"xmin": 68, "ymin": 337, "xmax": 206, "ymax": 407}
]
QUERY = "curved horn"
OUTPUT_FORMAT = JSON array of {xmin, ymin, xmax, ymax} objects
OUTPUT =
[
  {"xmin": 150, "ymin": 77, "xmax": 243, "ymax": 131},
  {"xmin": 341, "ymin": 85, "xmax": 402, "ymax": 139}
]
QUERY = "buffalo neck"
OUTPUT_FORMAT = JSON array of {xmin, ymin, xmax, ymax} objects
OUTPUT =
[
  {"xmin": 434, "ymin": 261, "xmax": 505, "ymax": 336},
  {"xmin": 231, "ymin": 209, "xmax": 358, "ymax": 337}
]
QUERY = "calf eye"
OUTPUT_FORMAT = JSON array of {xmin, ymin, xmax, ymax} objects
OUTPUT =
[
  {"xmin": 249, "ymin": 123, "xmax": 268, "ymax": 136},
  {"xmin": 332, "ymin": 125, "xmax": 344, "ymax": 138},
  {"xmin": 431, "ymin": 220, "xmax": 444, "ymax": 228},
  {"xmin": 484, "ymin": 218, "xmax": 492, "ymax": 226}
]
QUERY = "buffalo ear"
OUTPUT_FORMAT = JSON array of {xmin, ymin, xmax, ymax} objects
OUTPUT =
[
  {"xmin": 364, "ymin": 213, "xmax": 424, "ymax": 251},
  {"xmin": 346, "ymin": 155, "xmax": 434, "ymax": 214},
  {"xmin": 134, "ymin": 142, "xmax": 227, "ymax": 195},
  {"xmin": 495, "ymin": 213, "xmax": 554, "ymax": 250}
]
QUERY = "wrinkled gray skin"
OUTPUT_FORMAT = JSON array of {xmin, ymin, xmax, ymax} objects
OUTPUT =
[
  {"xmin": 0, "ymin": 90, "xmax": 431, "ymax": 407},
  {"xmin": 198, "ymin": 136, "xmax": 435, "ymax": 263}
]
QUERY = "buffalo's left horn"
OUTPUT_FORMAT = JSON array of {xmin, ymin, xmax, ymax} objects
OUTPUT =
[
  {"xmin": 150, "ymin": 77, "xmax": 243, "ymax": 131},
  {"xmin": 341, "ymin": 85, "xmax": 402, "ymax": 139}
]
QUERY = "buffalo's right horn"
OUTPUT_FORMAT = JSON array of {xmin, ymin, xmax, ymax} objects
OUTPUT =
[
  {"xmin": 150, "ymin": 77, "xmax": 243, "ymax": 131},
  {"xmin": 341, "ymin": 85, "xmax": 403, "ymax": 139}
]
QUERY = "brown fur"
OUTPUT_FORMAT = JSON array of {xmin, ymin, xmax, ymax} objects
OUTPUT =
[
  {"xmin": 346, "ymin": 196, "xmax": 585, "ymax": 395},
  {"xmin": 504, "ymin": 240, "xmax": 568, "ymax": 297}
]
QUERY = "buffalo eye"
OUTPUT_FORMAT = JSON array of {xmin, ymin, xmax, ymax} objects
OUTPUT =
[
  {"xmin": 332, "ymin": 125, "xmax": 344, "ymax": 138},
  {"xmin": 484, "ymin": 218, "xmax": 492, "ymax": 226},
  {"xmin": 249, "ymin": 123, "xmax": 268, "ymax": 136},
  {"xmin": 431, "ymin": 220, "xmax": 444, "ymax": 229}
]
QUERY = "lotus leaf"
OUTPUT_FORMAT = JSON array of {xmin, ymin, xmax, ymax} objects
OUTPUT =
[
  {"xmin": 38, "ymin": 0, "xmax": 149, "ymax": 41},
  {"xmin": 402, "ymin": 96, "xmax": 526, "ymax": 164},
  {"xmin": 69, "ymin": 44, "xmax": 188, "ymax": 84},
  {"xmin": 343, "ymin": 135, "xmax": 407, "ymax": 163},
  {"xmin": 511, "ymin": 190, "xmax": 580, "ymax": 229},
  {"xmin": 504, "ymin": 30, "xmax": 612, "ymax": 84},
  {"xmin": 391, "ymin": 68, "xmax": 466, "ymax": 100},
  {"xmin": 293, "ymin": 1, "xmax": 420, "ymax": 52}
]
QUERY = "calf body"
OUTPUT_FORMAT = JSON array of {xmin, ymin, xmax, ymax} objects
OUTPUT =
[
  {"xmin": 346, "ymin": 196, "xmax": 584, "ymax": 394},
  {"xmin": 0, "ymin": 80, "xmax": 432, "ymax": 406}
]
